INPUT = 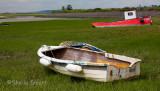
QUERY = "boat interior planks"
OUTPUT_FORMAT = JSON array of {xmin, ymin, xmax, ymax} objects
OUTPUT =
[{"xmin": 42, "ymin": 48, "xmax": 131, "ymax": 68}]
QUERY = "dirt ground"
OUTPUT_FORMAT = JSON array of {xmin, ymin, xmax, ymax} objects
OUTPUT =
[
  {"xmin": 47, "ymin": 11, "xmax": 160, "ymax": 18},
  {"xmin": 0, "ymin": 16, "xmax": 83, "ymax": 23},
  {"xmin": 0, "ymin": 11, "xmax": 159, "ymax": 23}
]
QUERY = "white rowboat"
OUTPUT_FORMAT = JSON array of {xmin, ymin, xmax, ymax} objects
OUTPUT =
[{"xmin": 37, "ymin": 45, "xmax": 141, "ymax": 82}]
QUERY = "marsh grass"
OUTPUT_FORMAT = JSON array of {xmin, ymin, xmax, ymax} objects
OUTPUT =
[{"xmin": 0, "ymin": 17, "xmax": 160, "ymax": 90}]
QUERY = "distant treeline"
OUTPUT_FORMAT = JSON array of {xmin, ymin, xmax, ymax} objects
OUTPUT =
[{"xmin": 52, "ymin": 7, "xmax": 160, "ymax": 13}]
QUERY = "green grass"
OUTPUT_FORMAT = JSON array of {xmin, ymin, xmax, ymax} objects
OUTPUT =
[{"xmin": 0, "ymin": 17, "xmax": 160, "ymax": 90}]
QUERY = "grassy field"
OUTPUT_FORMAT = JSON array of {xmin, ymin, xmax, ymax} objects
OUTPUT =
[{"xmin": 0, "ymin": 17, "xmax": 160, "ymax": 90}]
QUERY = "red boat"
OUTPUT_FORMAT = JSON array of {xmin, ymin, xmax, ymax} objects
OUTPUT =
[
  {"xmin": 92, "ymin": 16, "xmax": 152, "ymax": 27},
  {"xmin": 92, "ymin": 11, "xmax": 152, "ymax": 27}
]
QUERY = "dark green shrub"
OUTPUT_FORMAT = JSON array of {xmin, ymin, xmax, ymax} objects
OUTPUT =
[
  {"xmin": 94, "ymin": 8, "xmax": 102, "ymax": 11},
  {"xmin": 155, "ymin": 7, "xmax": 160, "ymax": 11}
]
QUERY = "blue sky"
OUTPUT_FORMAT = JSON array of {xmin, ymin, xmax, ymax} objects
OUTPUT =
[{"xmin": 0, "ymin": 0, "xmax": 160, "ymax": 13}]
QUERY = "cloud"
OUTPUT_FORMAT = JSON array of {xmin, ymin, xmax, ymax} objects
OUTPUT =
[
  {"xmin": 0, "ymin": 0, "xmax": 160, "ymax": 13},
  {"xmin": 0, "ymin": 0, "xmax": 43, "ymax": 12}
]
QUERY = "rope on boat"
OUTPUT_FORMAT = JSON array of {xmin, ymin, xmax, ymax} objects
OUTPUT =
[
  {"xmin": 57, "ymin": 62, "xmax": 61, "ymax": 69},
  {"xmin": 60, "ymin": 41, "xmax": 106, "ymax": 53},
  {"xmin": 51, "ymin": 50, "xmax": 55, "ymax": 58},
  {"xmin": 71, "ymin": 60, "xmax": 84, "ymax": 69}
]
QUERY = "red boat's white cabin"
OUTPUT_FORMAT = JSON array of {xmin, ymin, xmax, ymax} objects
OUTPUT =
[{"xmin": 124, "ymin": 11, "xmax": 137, "ymax": 20}]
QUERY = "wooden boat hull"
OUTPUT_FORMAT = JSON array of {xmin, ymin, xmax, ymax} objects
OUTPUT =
[
  {"xmin": 92, "ymin": 16, "xmax": 152, "ymax": 27},
  {"xmin": 48, "ymin": 61, "xmax": 140, "ymax": 82},
  {"xmin": 38, "ymin": 45, "xmax": 141, "ymax": 82}
]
